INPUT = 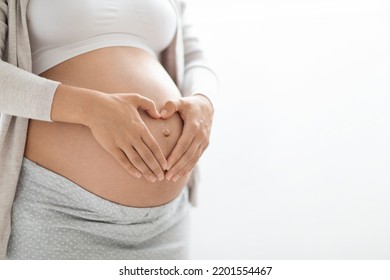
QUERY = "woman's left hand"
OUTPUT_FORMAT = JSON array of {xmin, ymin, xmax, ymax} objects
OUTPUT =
[{"xmin": 160, "ymin": 94, "xmax": 214, "ymax": 182}]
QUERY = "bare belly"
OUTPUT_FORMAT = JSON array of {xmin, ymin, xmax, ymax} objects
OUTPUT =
[{"xmin": 24, "ymin": 47, "xmax": 190, "ymax": 207}]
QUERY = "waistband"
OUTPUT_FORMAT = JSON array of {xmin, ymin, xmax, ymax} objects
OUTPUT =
[
  {"xmin": 32, "ymin": 33, "xmax": 157, "ymax": 75},
  {"xmin": 17, "ymin": 157, "xmax": 189, "ymax": 225}
]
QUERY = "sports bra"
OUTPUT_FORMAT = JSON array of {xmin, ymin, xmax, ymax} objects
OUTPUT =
[{"xmin": 27, "ymin": 0, "xmax": 177, "ymax": 75}]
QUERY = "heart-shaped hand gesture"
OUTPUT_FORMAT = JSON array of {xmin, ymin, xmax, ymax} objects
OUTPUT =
[
  {"xmin": 83, "ymin": 92, "xmax": 168, "ymax": 183},
  {"xmin": 160, "ymin": 94, "xmax": 214, "ymax": 182}
]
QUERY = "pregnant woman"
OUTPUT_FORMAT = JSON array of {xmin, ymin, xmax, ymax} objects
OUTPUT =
[{"xmin": 0, "ymin": 0, "xmax": 217, "ymax": 259}]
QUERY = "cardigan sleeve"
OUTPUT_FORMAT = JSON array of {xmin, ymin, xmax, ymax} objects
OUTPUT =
[
  {"xmin": 179, "ymin": 1, "xmax": 219, "ymax": 105},
  {"xmin": 0, "ymin": 0, "xmax": 6, "ymax": 58},
  {"xmin": 0, "ymin": 62, "xmax": 60, "ymax": 121},
  {"xmin": 0, "ymin": 0, "xmax": 60, "ymax": 122}
]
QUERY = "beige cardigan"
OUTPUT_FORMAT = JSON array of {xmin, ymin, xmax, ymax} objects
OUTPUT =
[{"xmin": 0, "ymin": 0, "xmax": 218, "ymax": 259}]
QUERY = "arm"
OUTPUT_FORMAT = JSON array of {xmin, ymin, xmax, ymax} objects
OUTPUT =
[
  {"xmin": 0, "ymin": 2, "xmax": 166, "ymax": 182},
  {"xmin": 0, "ymin": 64, "xmax": 168, "ymax": 181},
  {"xmin": 179, "ymin": 0, "xmax": 219, "ymax": 103},
  {"xmin": 0, "ymin": 1, "xmax": 60, "ymax": 121},
  {"xmin": 162, "ymin": 0, "xmax": 219, "ymax": 180},
  {"xmin": 0, "ymin": 61, "xmax": 60, "ymax": 121},
  {"xmin": 0, "ymin": 64, "xmax": 167, "ymax": 181}
]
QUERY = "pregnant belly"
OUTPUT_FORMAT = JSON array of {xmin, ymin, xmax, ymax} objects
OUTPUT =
[{"xmin": 24, "ymin": 47, "xmax": 190, "ymax": 207}]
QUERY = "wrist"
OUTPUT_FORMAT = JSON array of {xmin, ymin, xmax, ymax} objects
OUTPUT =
[
  {"xmin": 192, "ymin": 93, "xmax": 214, "ymax": 114},
  {"xmin": 51, "ymin": 84, "xmax": 105, "ymax": 126}
]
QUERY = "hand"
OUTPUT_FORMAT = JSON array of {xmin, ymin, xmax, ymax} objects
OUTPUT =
[
  {"xmin": 160, "ymin": 94, "xmax": 214, "ymax": 182},
  {"xmin": 85, "ymin": 93, "xmax": 168, "ymax": 182}
]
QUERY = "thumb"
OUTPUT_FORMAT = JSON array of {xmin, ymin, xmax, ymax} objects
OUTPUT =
[
  {"xmin": 136, "ymin": 96, "xmax": 161, "ymax": 119},
  {"xmin": 161, "ymin": 99, "xmax": 183, "ymax": 119}
]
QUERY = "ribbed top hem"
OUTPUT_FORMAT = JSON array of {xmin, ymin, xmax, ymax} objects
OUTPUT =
[{"xmin": 32, "ymin": 33, "xmax": 158, "ymax": 75}]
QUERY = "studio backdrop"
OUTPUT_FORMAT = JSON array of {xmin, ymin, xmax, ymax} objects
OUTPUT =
[{"xmin": 188, "ymin": 0, "xmax": 390, "ymax": 259}]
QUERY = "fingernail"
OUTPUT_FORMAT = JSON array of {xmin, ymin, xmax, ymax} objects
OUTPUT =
[
  {"xmin": 134, "ymin": 171, "xmax": 142, "ymax": 178},
  {"xmin": 172, "ymin": 175, "xmax": 180, "ymax": 182},
  {"xmin": 166, "ymin": 173, "xmax": 173, "ymax": 181},
  {"xmin": 158, "ymin": 173, "xmax": 164, "ymax": 181},
  {"xmin": 149, "ymin": 175, "xmax": 157, "ymax": 183}
]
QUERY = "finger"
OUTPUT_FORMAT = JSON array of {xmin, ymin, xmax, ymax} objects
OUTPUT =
[
  {"xmin": 134, "ymin": 141, "xmax": 165, "ymax": 181},
  {"xmin": 123, "ymin": 146, "xmax": 158, "ymax": 183},
  {"xmin": 141, "ymin": 130, "xmax": 168, "ymax": 171},
  {"xmin": 166, "ymin": 124, "xmax": 194, "ymax": 170},
  {"xmin": 161, "ymin": 99, "xmax": 183, "ymax": 119},
  {"xmin": 166, "ymin": 139, "xmax": 198, "ymax": 181},
  {"xmin": 111, "ymin": 148, "xmax": 142, "ymax": 179},
  {"xmin": 171, "ymin": 145, "xmax": 204, "ymax": 182},
  {"xmin": 135, "ymin": 95, "xmax": 161, "ymax": 119}
]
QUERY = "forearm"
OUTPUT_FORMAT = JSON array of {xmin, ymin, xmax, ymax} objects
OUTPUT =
[
  {"xmin": 0, "ymin": 60, "xmax": 59, "ymax": 121},
  {"xmin": 182, "ymin": 66, "xmax": 218, "ymax": 110},
  {"xmin": 50, "ymin": 83, "xmax": 103, "ymax": 126},
  {"xmin": 179, "ymin": 1, "xmax": 218, "ymax": 106}
]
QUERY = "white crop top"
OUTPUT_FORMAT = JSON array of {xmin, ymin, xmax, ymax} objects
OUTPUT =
[{"xmin": 27, "ymin": 0, "xmax": 177, "ymax": 75}]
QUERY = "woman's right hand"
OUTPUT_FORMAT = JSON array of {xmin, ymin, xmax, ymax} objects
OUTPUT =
[
  {"xmin": 86, "ymin": 93, "xmax": 167, "ymax": 182},
  {"xmin": 51, "ymin": 84, "xmax": 167, "ymax": 182}
]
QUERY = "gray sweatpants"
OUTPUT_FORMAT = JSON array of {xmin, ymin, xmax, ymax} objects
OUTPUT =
[{"xmin": 7, "ymin": 158, "xmax": 190, "ymax": 260}]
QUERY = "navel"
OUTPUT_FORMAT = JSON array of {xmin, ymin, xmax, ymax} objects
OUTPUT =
[{"xmin": 162, "ymin": 128, "xmax": 171, "ymax": 137}]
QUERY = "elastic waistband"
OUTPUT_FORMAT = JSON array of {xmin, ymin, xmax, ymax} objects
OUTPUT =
[
  {"xmin": 18, "ymin": 157, "xmax": 189, "ymax": 224},
  {"xmin": 32, "ymin": 33, "xmax": 158, "ymax": 75}
]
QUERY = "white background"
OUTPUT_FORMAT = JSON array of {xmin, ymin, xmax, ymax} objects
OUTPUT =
[{"xmin": 187, "ymin": 0, "xmax": 390, "ymax": 259}]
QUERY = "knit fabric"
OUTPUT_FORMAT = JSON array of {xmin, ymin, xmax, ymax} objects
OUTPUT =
[{"xmin": 7, "ymin": 158, "xmax": 190, "ymax": 260}]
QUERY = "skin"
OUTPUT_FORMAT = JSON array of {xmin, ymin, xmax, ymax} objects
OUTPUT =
[
  {"xmin": 26, "ymin": 47, "xmax": 213, "ymax": 206},
  {"xmin": 161, "ymin": 95, "xmax": 214, "ymax": 182},
  {"xmin": 51, "ymin": 52, "xmax": 214, "ymax": 182}
]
